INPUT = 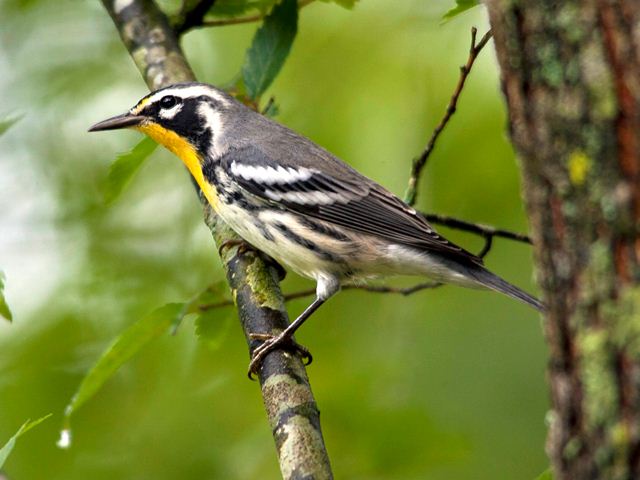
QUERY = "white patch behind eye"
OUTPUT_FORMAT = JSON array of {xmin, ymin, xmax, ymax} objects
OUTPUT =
[
  {"xmin": 197, "ymin": 102, "xmax": 226, "ymax": 158},
  {"xmin": 158, "ymin": 103, "xmax": 183, "ymax": 120}
]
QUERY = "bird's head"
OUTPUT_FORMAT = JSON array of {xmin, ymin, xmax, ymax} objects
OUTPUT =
[{"xmin": 89, "ymin": 82, "xmax": 236, "ymax": 161}]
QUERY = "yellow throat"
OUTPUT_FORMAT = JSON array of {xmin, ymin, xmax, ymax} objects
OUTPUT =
[{"xmin": 136, "ymin": 123, "xmax": 218, "ymax": 209}]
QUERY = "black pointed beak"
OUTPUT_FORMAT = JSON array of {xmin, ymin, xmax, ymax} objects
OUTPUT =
[{"xmin": 88, "ymin": 112, "xmax": 147, "ymax": 132}]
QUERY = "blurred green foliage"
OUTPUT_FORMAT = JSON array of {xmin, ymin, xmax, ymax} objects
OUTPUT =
[
  {"xmin": 209, "ymin": 0, "xmax": 280, "ymax": 17},
  {"xmin": 534, "ymin": 468, "xmax": 554, "ymax": 480},
  {"xmin": 442, "ymin": 0, "xmax": 479, "ymax": 22},
  {"xmin": 242, "ymin": 0, "xmax": 298, "ymax": 100},
  {"xmin": 0, "ymin": 272, "xmax": 11, "ymax": 322},
  {"xmin": 0, "ymin": 0, "xmax": 548, "ymax": 479},
  {"xmin": 0, "ymin": 117, "xmax": 22, "ymax": 138},
  {"xmin": 0, "ymin": 415, "xmax": 51, "ymax": 468},
  {"xmin": 103, "ymin": 138, "xmax": 157, "ymax": 205},
  {"xmin": 63, "ymin": 303, "xmax": 186, "ymax": 425}
]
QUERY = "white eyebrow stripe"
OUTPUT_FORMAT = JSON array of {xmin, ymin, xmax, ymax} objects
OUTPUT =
[
  {"xmin": 147, "ymin": 85, "xmax": 231, "ymax": 106},
  {"xmin": 230, "ymin": 162, "xmax": 315, "ymax": 184}
]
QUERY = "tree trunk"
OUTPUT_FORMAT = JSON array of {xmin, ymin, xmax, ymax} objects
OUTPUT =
[{"xmin": 485, "ymin": 1, "xmax": 640, "ymax": 479}]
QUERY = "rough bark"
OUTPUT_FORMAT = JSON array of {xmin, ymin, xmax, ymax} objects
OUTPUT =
[
  {"xmin": 485, "ymin": 1, "xmax": 640, "ymax": 478},
  {"xmin": 98, "ymin": 1, "xmax": 333, "ymax": 478}
]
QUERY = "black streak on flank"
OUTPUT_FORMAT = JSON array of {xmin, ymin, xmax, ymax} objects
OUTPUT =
[
  {"xmin": 228, "ymin": 190, "xmax": 261, "ymax": 212},
  {"xmin": 296, "ymin": 216, "xmax": 352, "ymax": 242},
  {"xmin": 254, "ymin": 221, "xmax": 275, "ymax": 242},
  {"xmin": 274, "ymin": 222, "xmax": 340, "ymax": 263}
]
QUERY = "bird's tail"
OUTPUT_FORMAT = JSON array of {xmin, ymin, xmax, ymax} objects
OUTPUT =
[
  {"xmin": 445, "ymin": 261, "xmax": 544, "ymax": 312},
  {"xmin": 471, "ymin": 265, "xmax": 544, "ymax": 312}
]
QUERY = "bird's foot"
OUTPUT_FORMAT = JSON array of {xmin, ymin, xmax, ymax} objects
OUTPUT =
[
  {"xmin": 218, "ymin": 238, "xmax": 252, "ymax": 257},
  {"xmin": 247, "ymin": 332, "xmax": 312, "ymax": 380}
]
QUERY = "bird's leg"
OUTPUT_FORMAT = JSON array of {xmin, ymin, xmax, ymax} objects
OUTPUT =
[{"xmin": 248, "ymin": 296, "xmax": 327, "ymax": 379}]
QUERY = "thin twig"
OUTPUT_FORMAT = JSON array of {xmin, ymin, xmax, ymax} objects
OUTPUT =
[
  {"xmin": 404, "ymin": 27, "xmax": 493, "ymax": 206},
  {"xmin": 477, "ymin": 235, "xmax": 493, "ymax": 259},
  {"xmin": 199, "ymin": 281, "xmax": 442, "ymax": 311},
  {"xmin": 174, "ymin": 0, "xmax": 217, "ymax": 33},
  {"xmin": 422, "ymin": 212, "xmax": 531, "ymax": 244},
  {"xmin": 199, "ymin": 0, "xmax": 315, "ymax": 28},
  {"xmin": 423, "ymin": 211, "xmax": 530, "ymax": 260},
  {"xmin": 261, "ymin": 96, "xmax": 276, "ymax": 115},
  {"xmin": 342, "ymin": 281, "xmax": 442, "ymax": 295}
]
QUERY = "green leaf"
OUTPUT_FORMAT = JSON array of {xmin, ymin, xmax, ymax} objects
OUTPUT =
[
  {"xmin": 242, "ymin": 0, "xmax": 298, "ymax": 100},
  {"xmin": 319, "ymin": 0, "xmax": 359, "ymax": 9},
  {"xmin": 103, "ymin": 137, "xmax": 157, "ymax": 205},
  {"xmin": 442, "ymin": 0, "xmax": 479, "ymax": 21},
  {"xmin": 195, "ymin": 308, "xmax": 233, "ymax": 351},
  {"xmin": 534, "ymin": 468, "xmax": 553, "ymax": 480},
  {"xmin": 208, "ymin": 0, "xmax": 277, "ymax": 17},
  {"xmin": 63, "ymin": 303, "xmax": 184, "ymax": 421},
  {"xmin": 187, "ymin": 282, "xmax": 234, "ymax": 350},
  {"xmin": 192, "ymin": 281, "xmax": 229, "ymax": 306},
  {"xmin": 0, "ymin": 414, "xmax": 52, "ymax": 468},
  {"xmin": 0, "ymin": 115, "xmax": 21, "ymax": 137},
  {"xmin": 0, "ymin": 271, "xmax": 12, "ymax": 322}
]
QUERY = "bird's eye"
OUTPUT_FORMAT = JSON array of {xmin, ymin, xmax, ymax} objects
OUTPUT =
[{"xmin": 159, "ymin": 95, "xmax": 179, "ymax": 109}]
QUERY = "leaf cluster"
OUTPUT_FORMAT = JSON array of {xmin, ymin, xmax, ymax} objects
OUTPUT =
[{"xmin": 442, "ymin": 0, "xmax": 479, "ymax": 22}]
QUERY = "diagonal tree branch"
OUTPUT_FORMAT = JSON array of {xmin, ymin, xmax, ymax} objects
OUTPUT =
[{"xmin": 98, "ymin": 1, "xmax": 333, "ymax": 478}]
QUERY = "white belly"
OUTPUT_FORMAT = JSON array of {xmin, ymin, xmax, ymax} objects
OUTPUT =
[
  {"xmin": 215, "ymin": 199, "xmax": 477, "ymax": 289},
  {"xmin": 216, "ymin": 202, "xmax": 345, "ymax": 280}
]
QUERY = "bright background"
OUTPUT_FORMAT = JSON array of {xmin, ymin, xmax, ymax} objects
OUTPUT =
[{"xmin": 0, "ymin": 1, "xmax": 548, "ymax": 479}]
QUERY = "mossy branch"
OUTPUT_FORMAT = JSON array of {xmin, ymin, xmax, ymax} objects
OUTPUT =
[{"xmin": 98, "ymin": 0, "xmax": 333, "ymax": 478}]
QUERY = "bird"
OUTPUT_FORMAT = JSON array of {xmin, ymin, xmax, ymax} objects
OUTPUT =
[{"xmin": 89, "ymin": 82, "xmax": 544, "ymax": 375}]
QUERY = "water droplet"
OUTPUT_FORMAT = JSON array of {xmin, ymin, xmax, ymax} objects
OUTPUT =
[{"xmin": 56, "ymin": 428, "xmax": 72, "ymax": 449}]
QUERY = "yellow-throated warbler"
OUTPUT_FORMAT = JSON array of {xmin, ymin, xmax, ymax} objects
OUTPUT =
[{"xmin": 90, "ymin": 82, "xmax": 543, "ymax": 372}]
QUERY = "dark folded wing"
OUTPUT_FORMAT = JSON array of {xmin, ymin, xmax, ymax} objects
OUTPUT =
[{"xmin": 221, "ymin": 146, "xmax": 482, "ymax": 264}]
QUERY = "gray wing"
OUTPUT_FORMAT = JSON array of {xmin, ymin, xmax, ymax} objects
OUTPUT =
[{"xmin": 220, "ymin": 144, "xmax": 482, "ymax": 265}]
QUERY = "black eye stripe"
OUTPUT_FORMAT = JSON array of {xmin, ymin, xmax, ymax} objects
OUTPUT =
[{"xmin": 159, "ymin": 95, "xmax": 179, "ymax": 109}]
